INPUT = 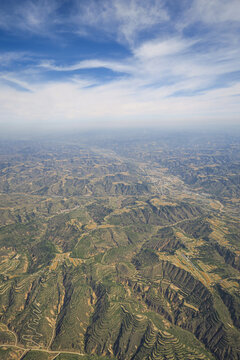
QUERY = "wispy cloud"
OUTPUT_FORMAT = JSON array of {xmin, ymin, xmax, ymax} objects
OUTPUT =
[
  {"xmin": 0, "ymin": 0, "xmax": 239, "ymax": 131},
  {"xmin": 39, "ymin": 59, "xmax": 134, "ymax": 75},
  {"xmin": 188, "ymin": 0, "xmax": 240, "ymax": 24},
  {"xmin": 0, "ymin": 0, "xmax": 62, "ymax": 35},
  {"xmin": 134, "ymin": 38, "xmax": 196, "ymax": 59},
  {"xmin": 0, "ymin": 73, "xmax": 33, "ymax": 92},
  {"xmin": 71, "ymin": 0, "xmax": 169, "ymax": 45},
  {"xmin": 0, "ymin": 0, "xmax": 168, "ymax": 44},
  {"xmin": 0, "ymin": 52, "xmax": 28, "ymax": 66}
]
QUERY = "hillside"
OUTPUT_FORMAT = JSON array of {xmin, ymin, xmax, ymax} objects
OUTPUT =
[{"xmin": 0, "ymin": 131, "xmax": 239, "ymax": 360}]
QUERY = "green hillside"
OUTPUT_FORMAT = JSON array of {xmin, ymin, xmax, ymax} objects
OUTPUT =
[{"xmin": 0, "ymin": 132, "xmax": 239, "ymax": 360}]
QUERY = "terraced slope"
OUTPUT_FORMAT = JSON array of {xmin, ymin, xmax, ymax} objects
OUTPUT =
[{"xmin": 0, "ymin": 132, "xmax": 239, "ymax": 360}]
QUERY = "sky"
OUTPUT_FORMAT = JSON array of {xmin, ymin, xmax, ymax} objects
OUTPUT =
[{"xmin": 0, "ymin": 0, "xmax": 240, "ymax": 133}]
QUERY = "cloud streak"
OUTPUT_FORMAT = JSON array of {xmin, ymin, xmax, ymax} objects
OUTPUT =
[
  {"xmin": 39, "ymin": 59, "xmax": 134, "ymax": 75},
  {"xmin": 0, "ymin": 0, "xmax": 239, "ymax": 132}
]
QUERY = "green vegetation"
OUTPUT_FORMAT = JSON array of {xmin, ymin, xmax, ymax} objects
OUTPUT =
[
  {"xmin": 0, "ymin": 132, "xmax": 239, "ymax": 360},
  {"xmin": 132, "ymin": 249, "xmax": 159, "ymax": 269},
  {"xmin": 22, "ymin": 350, "xmax": 51, "ymax": 359}
]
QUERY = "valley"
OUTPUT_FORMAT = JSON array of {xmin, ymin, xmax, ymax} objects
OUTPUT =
[{"xmin": 0, "ymin": 131, "xmax": 239, "ymax": 360}]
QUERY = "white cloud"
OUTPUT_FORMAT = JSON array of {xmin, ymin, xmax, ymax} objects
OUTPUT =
[
  {"xmin": 0, "ymin": 0, "xmax": 61, "ymax": 35},
  {"xmin": 189, "ymin": 0, "xmax": 240, "ymax": 24},
  {"xmin": 72, "ymin": 0, "xmax": 168, "ymax": 45},
  {"xmin": 0, "ymin": 0, "xmax": 168, "ymax": 45},
  {"xmin": 0, "ymin": 65, "xmax": 239, "ymax": 131},
  {"xmin": 0, "ymin": 52, "xmax": 28, "ymax": 66},
  {"xmin": 1, "ymin": 18, "xmax": 240, "ymax": 130},
  {"xmin": 39, "ymin": 59, "xmax": 134, "ymax": 74},
  {"xmin": 0, "ymin": 0, "xmax": 239, "ymax": 131},
  {"xmin": 0, "ymin": 73, "xmax": 33, "ymax": 91},
  {"xmin": 134, "ymin": 37, "xmax": 196, "ymax": 59}
]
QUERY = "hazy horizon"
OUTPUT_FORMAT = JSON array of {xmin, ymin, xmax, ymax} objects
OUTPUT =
[{"xmin": 1, "ymin": 124, "xmax": 240, "ymax": 142}]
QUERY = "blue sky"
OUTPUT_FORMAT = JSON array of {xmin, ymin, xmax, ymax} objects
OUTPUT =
[{"xmin": 0, "ymin": 0, "xmax": 240, "ymax": 132}]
